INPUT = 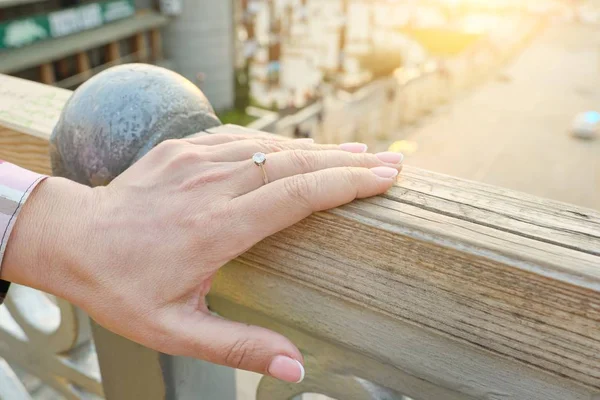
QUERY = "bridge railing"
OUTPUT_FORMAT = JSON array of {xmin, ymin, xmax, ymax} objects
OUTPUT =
[{"xmin": 0, "ymin": 74, "xmax": 599, "ymax": 400}]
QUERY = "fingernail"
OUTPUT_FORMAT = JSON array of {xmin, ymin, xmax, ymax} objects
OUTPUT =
[
  {"xmin": 376, "ymin": 152, "xmax": 404, "ymax": 164},
  {"xmin": 371, "ymin": 166, "xmax": 399, "ymax": 179},
  {"xmin": 268, "ymin": 356, "xmax": 305, "ymax": 384},
  {"xmin": 339, "ymin": 142, "xmax": 368, "ymax": 153},
  {"xmin": 295, "ymin": 138, "xmax": 314, "ymax": 143}
]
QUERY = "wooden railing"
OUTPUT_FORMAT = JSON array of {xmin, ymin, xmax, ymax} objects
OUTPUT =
[{"xmin": 1, "ymin": 73, "xmax": 599, "ymax": 400}]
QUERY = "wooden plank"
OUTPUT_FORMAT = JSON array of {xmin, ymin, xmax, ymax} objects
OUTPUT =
[
  {"xmin": 211, "ymin": 267, "xmax": 596, "ymax": 400},
  {"xmin": 209, "ymin": 172, "xmax": 600, "ymax": 397},
  {"xmin": 0, "ymin": 75, "xmax": 68, "ymax": 173},
  {"xmin": 0, "ymin": 75, "xmax": 71, "ymax": 140},
  {"xmin": 0, "ymin": 127, "xmax": 51, "ymax": 175},
  {"xmin": 399, "ymin": 168, "xmax": 600, "ymax": 243},
  {"xmin": 0, "ymin": 12, "xmax": 169, "ymax": 74}
]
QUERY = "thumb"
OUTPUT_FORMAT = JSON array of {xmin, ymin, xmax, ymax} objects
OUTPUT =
[{"xmin": 172, "ymin": 312, "xmax": 305, "ymax": 383}]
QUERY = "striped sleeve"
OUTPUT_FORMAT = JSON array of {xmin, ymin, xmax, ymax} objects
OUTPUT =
[{"xmin": 0, "ymin": 160, "xmax": 46, "ymax": 304}]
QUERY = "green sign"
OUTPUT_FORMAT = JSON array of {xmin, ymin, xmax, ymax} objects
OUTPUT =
[{"xmin": 0, "ymin": 0, "xmax": 135, "ymax": 50}]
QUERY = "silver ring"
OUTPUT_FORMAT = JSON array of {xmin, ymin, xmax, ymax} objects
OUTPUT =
[{"xmin": 252, "ymin": 152, "xmax": 269, "ymax": 185}]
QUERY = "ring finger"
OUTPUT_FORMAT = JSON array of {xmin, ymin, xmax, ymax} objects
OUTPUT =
[{"xmin": 233, "ymin": 149, "xmax": 404, "ymax": 195}]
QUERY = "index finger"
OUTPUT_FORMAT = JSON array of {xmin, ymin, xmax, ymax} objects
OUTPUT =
[{"xmin": 184, "ymin": 132, "xmax": 295, "ymax": 146}]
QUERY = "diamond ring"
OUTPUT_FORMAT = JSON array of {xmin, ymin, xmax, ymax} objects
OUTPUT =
[{"xmin": 252, "ymin": 152, "xmax": 269, "ymax": 185}]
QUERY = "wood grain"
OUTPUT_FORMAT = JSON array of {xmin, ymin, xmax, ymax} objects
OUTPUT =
[
  {"xmin": 0, "ymin": 75, "xmax": 68, "ymax": 173},
  {"xmin": 0, "ymin": 127, "xmax": 51, "ymax": 174},
  {"xmin": 210, "ymin": 166, "xmax": 600, "ymax": 398},
  {"xmin": 0, "ymin": 75, "xmax": 71, "ymax": 141},
  {"xmin": 211, "ymin": 267, "xmax": 597, "ymax": 400}
]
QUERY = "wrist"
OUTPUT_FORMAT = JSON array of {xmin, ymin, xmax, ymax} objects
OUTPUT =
[{"xmin": 1, "ymin": 177, "xmax": 95, "ymax": 301}]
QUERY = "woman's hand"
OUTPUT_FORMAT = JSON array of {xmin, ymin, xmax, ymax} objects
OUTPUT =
[{"xmin": 2, "ymin": 134, "xmax": 403, "ymax": 383}]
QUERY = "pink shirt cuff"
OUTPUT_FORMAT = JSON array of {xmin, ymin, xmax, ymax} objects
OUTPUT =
[{"xmin": 0, "ymin": 160, "xmax": 47, "ymax": 303}]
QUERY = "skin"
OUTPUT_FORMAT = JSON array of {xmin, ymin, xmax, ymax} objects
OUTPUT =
[{"xmin": 0, "ymin": 134, "xmax": 403, "ymax": 384}]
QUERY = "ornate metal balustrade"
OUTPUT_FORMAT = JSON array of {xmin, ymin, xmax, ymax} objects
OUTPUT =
[{"xmin": 1, "ymin": 69, "xmax": 599, "ymax": 400}]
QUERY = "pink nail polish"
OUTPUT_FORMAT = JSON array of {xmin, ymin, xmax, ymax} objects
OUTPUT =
[
  {"xmin": 376, "ymin": 152, "xmax": 404, "ymax": 164},
  {"xmin": 268, "ymin": 356, "xmax": 305, "ymax": 383},
  {"xmin": 339, "ymin": 142, "xmax": 368, "ymax": 153},
  {"xmin": 371, "ymin": 166, "xmax": 399, "ymax": 179}
]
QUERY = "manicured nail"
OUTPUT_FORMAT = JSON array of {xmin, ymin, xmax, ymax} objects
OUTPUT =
[
  {"xmin": 268, "ymin": 356, "xmax": 305, "ymax": 383},
  {"xmin": 371, "ymin": 166, "xmax": 399, "ymax": 179},
  {"xmin": 339, "ymin": 142, "xmax": 368, "ymax": 153},
  {"xmin": 376, "ymin": 152, "xmax": 404, "ymax": 164},
  {"xmin": 295, "ymin": 138, "xmax": 315, "ymax": 143}
]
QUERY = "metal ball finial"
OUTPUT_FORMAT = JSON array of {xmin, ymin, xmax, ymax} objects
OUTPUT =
[{"xmin": 50, "ymin": 63, "xmax": 222, "ymax": 186}]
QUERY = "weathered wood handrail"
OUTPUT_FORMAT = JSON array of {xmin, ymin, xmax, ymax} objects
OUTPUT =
[{"xmin": 1, "ymin": 74, "xmax": 600, "ymax": 399}]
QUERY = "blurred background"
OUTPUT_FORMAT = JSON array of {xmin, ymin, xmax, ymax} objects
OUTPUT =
[
  {"xmin": 1, "ymin": 0, "xmax": 598, "ymax": 211},
  {"xmin": 1, "ymin": 0, "xmax": 599, "ymax": 398}
]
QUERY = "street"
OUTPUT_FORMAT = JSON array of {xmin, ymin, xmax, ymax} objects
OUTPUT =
[{"xmin": 389, "ymin": 21, "xmax": 600, "ymax": 210}]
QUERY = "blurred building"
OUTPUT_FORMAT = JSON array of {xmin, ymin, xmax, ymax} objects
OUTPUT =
[
  {"xmin": 235, "ymin": 0, "xmax": 446, "ymax": 109},
  {"xmin": 0, "ymin": 0, "xmax": 236, "ymax": 111},
  {"xmin": 0, "ymin": 1, "xmax": 169, "ymax": 86},
  {"xmin": 1, "ymin": 0, "xmax": 578, "ymax": 118}
]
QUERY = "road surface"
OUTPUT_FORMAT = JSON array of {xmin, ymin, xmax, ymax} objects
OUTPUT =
[{"xmin": 387, "ymin": 21, "xmax": 600, "ymax": 210}]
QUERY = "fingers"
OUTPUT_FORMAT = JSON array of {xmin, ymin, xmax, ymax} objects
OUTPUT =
[
  {"xmin": 184, "ymin": 132, "xmax": 292, "ymax": 146},
  {"xmin": 173, "ymin": 312, "xmax": 305, "ymax": 383},
  {"xmin": 203, "ymin": 139, "xmax": 361, "ymax": 162},
  {"xmin": 233, "ymin": 166, "xmax": 399, "ymax": 243},
  {"xmin": 234, "ymin": 150, "xmax": 403, "ymax": 194}
]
